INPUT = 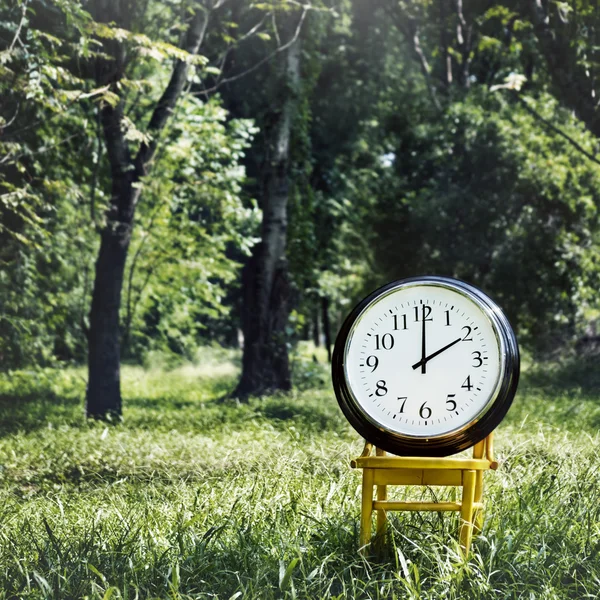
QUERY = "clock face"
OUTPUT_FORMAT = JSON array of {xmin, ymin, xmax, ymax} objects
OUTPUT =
[{"xmin": 333, "ymin": 277, "xmax": 519, "ymax": 456}]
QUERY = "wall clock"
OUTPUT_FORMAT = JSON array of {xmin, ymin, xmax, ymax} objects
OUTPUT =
[{"xmin": 332, "ymin": 276, "xmax": 519, "ymax": 457}]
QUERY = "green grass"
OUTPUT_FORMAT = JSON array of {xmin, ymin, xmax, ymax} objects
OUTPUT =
[{"xmin": 1, "ymin": 347, "xmax": 600, "ymax": 599}]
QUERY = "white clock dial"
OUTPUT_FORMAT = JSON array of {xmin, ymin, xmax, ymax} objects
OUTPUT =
[
  {"xmin": 344, "ymin": 283, "xmax": 502, "ymax": 438},
  {"xmin": 334, "ymin": 277, "xmax": 519, "ymax": 455}
]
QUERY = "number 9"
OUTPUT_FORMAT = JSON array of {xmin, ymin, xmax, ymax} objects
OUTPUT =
[{"xmin": 366, "ymin": 355, "xmax": 379, "ymax": 372}]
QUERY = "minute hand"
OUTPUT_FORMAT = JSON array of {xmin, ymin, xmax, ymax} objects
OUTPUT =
[{"xmin": 412, "ymin": 337, "xmax": 462, "ymax": 370}]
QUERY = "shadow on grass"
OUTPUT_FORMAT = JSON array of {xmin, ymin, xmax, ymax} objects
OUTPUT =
[
  {"xmin": 0, "ymin": 367, "xmax": 345, "ymax": 440},
  {"xmin": 0, "ymin": 368, "xmax": 88, "ymax": 435},
  {"xmin": 521, "ymin": 355, "xmax": 600, "ymax": 395},
  {"xmin": 124, "ymin": 390, "xmax": 345, "ymax": 436}
]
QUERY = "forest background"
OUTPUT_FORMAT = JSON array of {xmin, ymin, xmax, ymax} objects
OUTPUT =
[
  {"xmin": 2, "ymin": 0, "xmax": 600, "ymax": 598},
  {"xmin": 4, "ymin": 0, "xmax": 600, "ymax": 414}
]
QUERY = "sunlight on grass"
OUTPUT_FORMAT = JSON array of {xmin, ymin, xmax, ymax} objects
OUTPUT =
[{"xmin": 0, "ymin": 350, "xmax": 599, "ymax": 598}]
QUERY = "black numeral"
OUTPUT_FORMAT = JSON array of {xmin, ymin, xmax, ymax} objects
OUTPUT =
[
  {"xmin": 461, "ymin": 375, "xmax": 473, "ymax": 390},
  {"xmin": 375, "ymin": 333, "xmax": 394, "ymax": 350},
  {"xmin": 398, "ymin": 396, "xmax": 407, "ymax": 413},
  {"xmin": 446, "ymin": 394, "xmax": 457, "ymax": 411},
  {"xmin": 472, "ymin": 351, "xmax": 483, "ymax": 367},
  {"xmin": 375, "ymin": 380, "xmax": 388, "ymax": 396},
  {"xmin": 419, "ymin": 402, "xmax": 432, "ymax": 419},
  {"xmin": 414, "ymin": 305, "xmax": 433, "ymax": 322},
  {"xmin": 445, "ymin": 310, "xmax": 451, "ymax": 326},
  {"xmin": 366, "ymin": 355, "xmax": 379, "ymax": 372},
  {"xmin": 393, "ymin": 314, "xmax": 407, "ymax": 330},
  {"xmin": 462, "ymin": 326, "xmax": 473, "ymax": 341}
]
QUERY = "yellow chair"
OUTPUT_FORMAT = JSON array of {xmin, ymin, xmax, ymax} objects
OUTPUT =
[{"xmin": 351, "ymin": 434, "xmax": 497, "ymax": 554}]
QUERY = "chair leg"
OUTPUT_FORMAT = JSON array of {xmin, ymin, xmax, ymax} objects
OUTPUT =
[
  {"xmin": 459, "ymin": 470, "xmax": 476, "ymax": 554},
  {"xmin": 376, "ymin": 483, "xmax": 388, "ymax": 546},
  {"xmin": 360, "ymin": 469, "xmax": 374, "ymax": 552},
  {"xmin": 474, "ymin": 470, "xmax": 484, "ymax": 533}
]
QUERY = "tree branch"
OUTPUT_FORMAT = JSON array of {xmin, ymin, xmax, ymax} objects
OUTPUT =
[
  {"xmin": 8, "ymin": 1, "xmax": 27, "ymax": 52},
  {"xmin": 384, "ymin": 2, "xmax": 442, "ymax": 111},
  {"xmin": 0, "ymin": 104, "xmax": 19, "ymax": 133},
  {"xmin": 196, "ymin": 8, "xmax": 308, "ymax": 96},
  {"xmin": 515, "ymin": 92, "xmax": 600, "ymax": 168},
  {"xmin": 90, "ymin": 106, "xmax": 102, "ymax": 225},
  {"xmin": 454, "ymin": 0, "xmax": 473, "ymax": 87},
  {"xmin": 529, "ymin": 0, "xmax": 600, "ymax": 138},
  {"xmin": 410, "ymin": 22, "xmax": 442, "ymax": 111},
  {"xmin": 135, "ymin": 6, "xmax": 210, "ymax": 175}
]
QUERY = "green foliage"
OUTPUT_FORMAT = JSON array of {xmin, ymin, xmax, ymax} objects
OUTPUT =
[
  {"xmin": 3, "ymin": 0, "xmax": 600, "ymax": 373},
  {"xmin": 0, "ymin": 0, "xmax": 259, "ymax": 368},
  {"xmin": 1, "ymin": 357, "xmax": 600, "ymax": 597},
  {"xmin": 122, "ymin": 95, "xmax": 260, "ymax": 360},
  {"xmin": 362, "ymin": 89, "xmax": 600, "ymax": 346}
]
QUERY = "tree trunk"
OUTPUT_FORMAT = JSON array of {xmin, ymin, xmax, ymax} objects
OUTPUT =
[
  {"xmin": 85, "ymin": 7, "xmax": 209, "ymax": 418},
  {"xmin": 236, "ymin": 245, "xmax": 292, "ymax": 396},
  {"xmin": 321, "ymin": 295, "xmax": 332, "ymax": 363},
  {"xmin": 234, "ymin": 28, "xmax": 301, "ymax": 398},
  {"xmin": 86, "ymin": 219, "xmax": 132, "ymax": 418},
  {"xmin": 312, "ymin": 303, "xmax": 320, "ymax": 347},
  {"xmin": 86, "ymin": 100, "xmax": 138, "ymax": 419}
]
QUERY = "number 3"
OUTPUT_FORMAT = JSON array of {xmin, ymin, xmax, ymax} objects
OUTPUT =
[{"xmin": 472, "ymin": 351, "xmax": 483, "ymax": 367}]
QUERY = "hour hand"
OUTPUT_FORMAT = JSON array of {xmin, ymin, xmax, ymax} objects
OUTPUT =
[{"xmin": 412, "ymin": 337, "xmax": 462, "ymax": 370}]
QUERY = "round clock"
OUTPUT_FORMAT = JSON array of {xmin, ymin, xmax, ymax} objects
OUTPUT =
[{"xmin": 332, "ymin": 276, "xmax": 519, "ymax": 457}]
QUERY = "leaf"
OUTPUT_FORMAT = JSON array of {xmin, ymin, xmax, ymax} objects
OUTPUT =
[
  {"xmin": 103, "ymin": 587, "xmax": 120, "ymax": 600},
  {"xmin": 170, "ymin": 562, "xmax": 180, "ymax": 591},
  {"xmin": 490, "ymin": 72, "xmax": 527, "ymax": 92},
  {"xmin": 32, "ymin": 572, "xmax": 51, "ymax": 594},
  {"xmin": 279, "ymin": 557, "xmax": 300, "ymax": 591},
  {"xmin": 88, "ymin": 563, "xmax": 107, "ymax": 583},
  {"xmin": 101, "ymin": 89, "xmax": 120, "ymax": 107},
  {"xmin": 396, "ymin": 547, "xmax": 410, "ymax": 580}
]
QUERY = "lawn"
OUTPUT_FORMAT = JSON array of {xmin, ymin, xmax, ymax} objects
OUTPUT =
[{"xmin": 1, "ymin": 346, "xmax": 600, "ymax": 599}]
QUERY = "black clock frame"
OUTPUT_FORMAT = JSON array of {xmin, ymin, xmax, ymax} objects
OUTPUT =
[{"xmin": 332, "ymin": 276, "xmax": 520, "ymax": 457}]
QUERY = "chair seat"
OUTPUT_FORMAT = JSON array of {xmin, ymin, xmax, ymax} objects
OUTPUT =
[{"xmin": 351, "ymin": 456, "xmax": 497, "ymax": 470}]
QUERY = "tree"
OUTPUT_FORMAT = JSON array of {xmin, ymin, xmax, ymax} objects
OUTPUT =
[
  {"xmin": 121, "ymin": 96, "xmax": 259, "ymax": 361},
  {"xmin": 232, "ymin": 9, "xmax": 304, "ymax": 397},
  {"xmin": 526, "ymin": 0, "xmax": 600, "ymax": 138},
  {"xmin": 83, "ymin": 1, "xmax": 215, "ymax": 418},
  {"xmin": 337, "ymin": 0, "xmax": 600, "ymax": 347},
  {"xmin": 0, "ymin": 0, "xmax": 99, "ymax": 367}
]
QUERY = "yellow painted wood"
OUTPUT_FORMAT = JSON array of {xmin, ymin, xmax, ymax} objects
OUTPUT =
[
  {"xmin": 354, "ymin": 456, "xmax": 491, "ymax": 470},
  {"xmin": 353, "ymin": 434, "xmax": 497, "ymax": 556},
  {"xmin": 350, "ymin": 441, "xmax": 373, "ymax": 468},
  {"xmin": 487, "ymin": 433, "xmax": 498, "ymax": 470},
  {"xmin": 373, "ymin": 500, "xmax": 484, "ymax": 511},
  {"xmin": 376, "ymin": 484, "xmax": 387, "ymax": 540},
  {"xmin": 459, "ymin": 470, "xmax": 477, "ymax": 553},
  {"xmin": 360, "ymin": 468, "xmax": 374, "ymax": 553},
  {"xmin": 373, "ymin": 468, "xmax": 462, "ymax": 486},
  {"xmin": 373, "ymin": 468, "xmax": 422, "ymax": 485},
  {"xmin": 473, "ymin": 439, "xmax": 485, "ymax": 459},
  {"xmin": 375, "ymin": 448, "xmax": 388, "ymax": 541},
  {"xmin": 474, "ymin": 469, "xmax": 484, "ymax": 533}
]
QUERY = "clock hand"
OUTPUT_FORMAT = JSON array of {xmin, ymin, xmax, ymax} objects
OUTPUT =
[
  {"xmin": 412, "ymin": 337, "xmax": 462, "ymax": 370},
  {"xmin": 420, "ymin": 305, "xmax": 427, "ymax": 374}
]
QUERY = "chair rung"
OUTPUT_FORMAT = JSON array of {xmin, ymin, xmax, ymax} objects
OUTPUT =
[{"xmin": 373, "ymin": 501, "xmax": 484, "ymax": 512}]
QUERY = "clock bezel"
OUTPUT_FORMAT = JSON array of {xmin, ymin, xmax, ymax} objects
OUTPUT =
[{"xmin": 332, "ymin": 276, "xmax": 520, "ymax": 457}]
